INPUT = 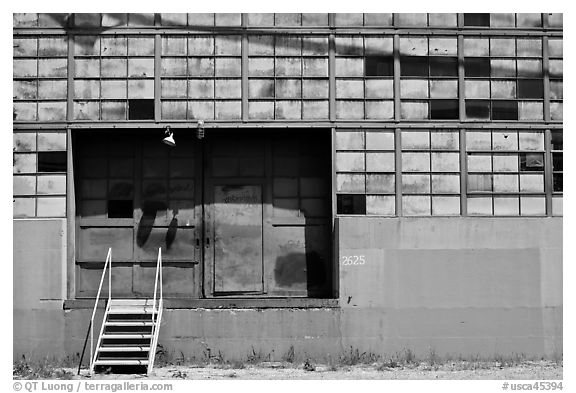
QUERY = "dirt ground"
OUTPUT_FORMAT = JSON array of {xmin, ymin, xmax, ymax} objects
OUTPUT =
[{"xmin": 68, "ymin": 361, "xmax": 562, "ymax": 380}]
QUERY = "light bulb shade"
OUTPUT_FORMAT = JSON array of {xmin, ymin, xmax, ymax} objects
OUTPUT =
[{"xmin": 162, "ymin": 133, "xmax": 175, "ymax": 146}]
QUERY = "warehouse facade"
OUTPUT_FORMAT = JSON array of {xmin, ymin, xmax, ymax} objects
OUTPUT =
[{"xmin": 13, "ymin": 13, "xmax": 562, "ymax": 362}]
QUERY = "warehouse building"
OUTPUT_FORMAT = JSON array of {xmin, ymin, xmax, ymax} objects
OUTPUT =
[{"xmin": 13, "ymin": 13, "xmax": 562, "ymax": 362}]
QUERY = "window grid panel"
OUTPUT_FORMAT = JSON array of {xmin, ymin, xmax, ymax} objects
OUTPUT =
[
  {"xmin": 13, "ymin": 131, "xmax": 67, "ymax": 218},
  {"xmin": 401, "ymin": 130, "xmax": 461, "ymax": 216},
  {"xmin": 465, "ymin": 130, "xmax": 547, "ymax": 216},
  {"xmin": 464, "ymin": 37, "xmax": 545, "ymax": 121}
]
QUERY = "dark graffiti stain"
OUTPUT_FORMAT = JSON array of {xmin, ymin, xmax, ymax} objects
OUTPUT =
[
  {"xmin": 274, "ymin": 251, "xmax": 326, "ymax": 295},
  {"xmin": 136, "ymin": 201, "xmax": 166, "ymax": 247}
]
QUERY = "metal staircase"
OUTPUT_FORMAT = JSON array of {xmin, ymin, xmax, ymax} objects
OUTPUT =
[{"xmin": 78, "ymin": 248, "xmax": 164, "ymax": 376}]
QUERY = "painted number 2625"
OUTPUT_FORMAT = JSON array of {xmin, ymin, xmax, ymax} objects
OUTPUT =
[{"xmin": 341, "ymin": 255, "xmax": 366, "ymax": 266}]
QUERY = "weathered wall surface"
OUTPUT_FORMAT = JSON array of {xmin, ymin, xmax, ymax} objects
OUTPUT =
[
  {"xmin": 13, "ymin": 217, "xmax": 562, "ymax": 361},
  {"xmin": 338, "ymin": 217, "xmax": 563, "ymax": 358},
  {"xmin": 13, "ymin": 219, "xmax": 68, "ymax": 361}
]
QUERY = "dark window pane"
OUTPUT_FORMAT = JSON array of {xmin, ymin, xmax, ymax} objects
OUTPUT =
[
  {"xmin": 553, "ymin": 173, "xmax": 563, "ymax": 192},
  {"xmin": 466, "ymin": 100, "xmax": 490, "ymax": 119},
  {"xmin": 38, "ymin": 151, "xmax": 67, "ymax": 172},
  {"xmin": 492, "ymin": 100, "xmax": 518, "ymax": 120},
  {"xmin": 401, "ymin": 56, "xmax": 428, "ymax": 77},
  {"xmin": 365, "ymin": 56, "xmax": 394, "ymax": 77},
  {"xmin": 520, "ymin": 153, "xmax": 544, "ymax": 171},
  {"xmin": 464, "ymin": 13, "xmax": 490, "ymax": 26},
  {"xmin": 465, "ymin": 58, "xmax": 490, "ymax": 77},
  {"xmin": 430, "ymin": 100, "xmax": 459, "ymax": 119},
  {"xmin": 108, "ymin": 200, "xmax": 134, "ymax": 218},
  {"xmin": 517, "ymin": 79, "xmax": 543, "ymax": 99},
  {"xmin": 551, "ymin": 131, "xmax": 563, "ymax": 150},
  {"xmin": 430, "ymin": 57, "xmax": 458, "ymax": 77},
  {"xmin": 337, "ymin": 194, "xmax": 366, "ymax": 215},
  {"xmin": 553, "ymin": 153, "xmax": 563, "ymax": 171},
  {"xmin": 128, "ymin": 99, "xmax": 154, "ymax": 120}
]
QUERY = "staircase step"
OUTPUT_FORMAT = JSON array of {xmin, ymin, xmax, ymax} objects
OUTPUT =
[
  {"xmin": 105, "ymin": 321, "xmax": 155, "ymax": 327},
  {"xmin": 95, "ymin": 360, "xmax": 149, "ymax": 366},
  {"xmin": 110, "ymin": 299, "xmax": 157, "ymax": 306},
  {"xmin": 102, "ymin": 334, "xmax": 152, "ymax": 339},
  {"xmin": 107, "ymin": 307, "xmax": 158, "ymax": 314},
  {"xmin": 98, "ymin": 346, "xmax": 150, "ymax": 352}
]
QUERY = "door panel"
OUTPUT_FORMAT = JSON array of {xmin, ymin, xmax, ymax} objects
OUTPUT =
[{"xmin": 213, "ymin": 184, "xmax": 264, "ymax": 293}]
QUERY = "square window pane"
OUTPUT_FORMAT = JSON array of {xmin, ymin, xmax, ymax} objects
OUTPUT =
[
  {"xmin": 494, "ymin": 197, "xmax": 519, "ymax": 216},
  {"xmin": 432, "ymin": 196, "xmax": 460, "ymax": 215},
  {"xmin": 492, "ymin": 131, "xmax": 518, "ymax": 150},
  {"xmin": 336, "ymin": 152, "xmax": 365, "ymax": 172},
  {"xmin": 468, "ymin": 154, "xmax": 492, "ymax": 172},
  {"xmin": 492, "ymin": 101, "xmax": 518, "ymax": 120},
  {"xmin": 366, "ymin": 152, "xmax": 395, "ymax": 172},
  {"xmin": 365, "ymin": 56, "xmax": 393, "ymax": 76},
  {"xmin": 493, "ymin": 154, "xmax": 519, "ymax": 172},
  {"xmin": 402, "ymin": 131, "xmax": 429, "ymax": 149},
  {"xmin": 467, "ymin": 197, "xmax": 492, "ymax": 215},
  {"xmin": 366, "ymin": 174, "xmax": 395, "ymax": 194},
  {"xmin": 366, "ymin": 195, "xmax": 395, "ymax": 215},
  {"xmin": 401, "ymin": 57, "xmax": 428, "ymax": 77},
  {"xmin": 468, "ymin": 174, "xmax": 492, "ymax": 192},
  {"xmin": 520, "ymin": 197, "xmax": 546, "ymax": 216},
  {"xmin": 430, "ymin": 80, "xmax": 458, "ymax": 99},
  {"xmin": 430, "ymin": 100, "xmax": 458, "ymax": 120},
  {"xmin": 336, "ymin": 131, "xmax": 364, "ymax": 150},
  {"xmin": 431, "ymin": 131, "xmax": 459, "ymax": 150},
  {"xmin": 491, "ymin": 80, "xmax": 516, "ymax": 99},
  {"xmin": 365, "ymin": 101, "xmax": 394, "ymax": 120},
  {"xmin": 491, "ymin": 59, "xmax": 516, "ymax": 78},
  {"xmin": 336, "ymin": 174, "xmax": 365, "ymax": 193},
  {"xmin": 402, "ymin": 174, "xmax": 430, "ymax": 193},
  {"xmin": 519, "ymin": 132, "xmax": 544, "ymax": 150},
  {"xmin": 465, "ymin": 57, "xmax": 490, "ymax": 77},
  {"xmin": 467, "ymin": 132, "xmax": 491, "ymax": 150},
  {"xmin": 520, "ymin": 174, "xmax": 544, "ymax": 192},
  {"xmin": 431, "ymin": 174, "xmax": 460, "ymax": 193},
  {"xmin": 400, "ymin": 101, "xmax": 428, "ymax": 119},
  {"xmin": 366, "ymin": 131, "xmax": 394, "ymax": 150},
  {"xmin": 402, "ymin": 195, "xmax": 431, "ymax": 216},
  {"xmin": 493, "ymin": 174, "xmax": 519, "ymax": 192},
  {"xmin": 520, "ymin": 153, "xmax": 544, "ymax": 171},
  {"xmin": 519, "ymin": 102, "xmax": 543, "ymax": 121},
  {"xmin": 429, "ymin": 57, "xmax": 458, "ymax": 77},
  {"xmin": 431, "ymin": 152, "xmax": 459, "ymax": 172}
]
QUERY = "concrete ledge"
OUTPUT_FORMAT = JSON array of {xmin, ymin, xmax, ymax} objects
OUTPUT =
[{"xmin": 64, "ymin": 298, "xmax": 340, "ymax": 310}]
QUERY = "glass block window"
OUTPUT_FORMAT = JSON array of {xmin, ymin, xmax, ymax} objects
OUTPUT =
[
  {"xmin": 548, "ymin": 38, "xmax": 563, "ymax": 121},
  {"xmin": 335, "ymin": 129, "xmax": 396, "ymax": 215},
  {"xmin": 401, "ymin": 130, "xmax": 460, "ymax": 216},
  {"xmin": 161, "ymin": 34, "xmax": 242, "ymax": 120},
  {"xmin": 400, "ymin": 36, "xmax": 459, "ymax": 120},
  {"xmin": 464, "ymin": 37, "xmax": 544, "ymax": 121},
  {"xmin": 13, "ymin": 36, "xmax": 68, "ymax": 122},
  {"xmin": 336, "ymin": 35, "xmax": 394, "ymax": 120},
  {"xmin": 466, "ymin": 130, "xmax": 546, "ymax": 216},
  {"xmin": 13, "ymin": 131, "xmax": 67, "ymax": 218},
  {"xmin": 248, "ymin": 35, "xmax": 329, "ymax": 120},
  {"xmin": 73, "ymin": 35, "xmax": 155, "ymax": 120},
  {"xmin": 551, "ymin": 129, "xmax": 562, "ymax": 216}
]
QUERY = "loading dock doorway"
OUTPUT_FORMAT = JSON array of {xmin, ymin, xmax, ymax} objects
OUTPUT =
[{"xmin": 74, "ymin": 129, "xmax": 332, "ymax": 299}]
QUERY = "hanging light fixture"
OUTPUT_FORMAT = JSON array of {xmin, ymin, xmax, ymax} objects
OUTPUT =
[{"xmin": 162, "ymin": 126, "xmax": 175, "ymax": 147}]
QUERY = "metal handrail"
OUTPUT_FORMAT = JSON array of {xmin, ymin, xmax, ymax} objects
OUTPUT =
[
  {"xmin": 148, "ymin": 247, "xmax": 163, "ymax": 375},
  {"xmin": 86, "ymin": 247, "xmax": 112, "ymax": 374}
]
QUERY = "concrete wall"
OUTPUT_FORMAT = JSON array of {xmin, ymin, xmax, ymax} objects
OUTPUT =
[
  {"xmin": 338, "ymin": 217, "xmax": 563, "ymax": 358},
  {"xmin": 13, "ymin": 217, "xmax": 562, "ymax": 362}
]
